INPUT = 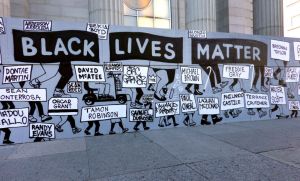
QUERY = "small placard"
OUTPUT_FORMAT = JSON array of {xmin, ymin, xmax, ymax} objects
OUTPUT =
[
  {"xmin": 86, "ymin": 23, "xmax": 109, "ymax": 39},
  {"xmin": 23, "ymin": 20, "xmax": 52, "ymax": 31}
]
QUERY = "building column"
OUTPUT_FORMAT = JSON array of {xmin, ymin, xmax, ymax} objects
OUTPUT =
[
  {"xmin": 171, "ymin": 0, "xmax": 185, "ymax": 30},
  {"xmin": 88, "ymin": 0, "xmax": 123, "ymax": 25},
  {"xmin": 253, "ymin": 0, "xmax": 283, "ymax": 36},
  {"xmin": 0, "ymin": 0, "xmax": 10, "ymax": 16},
  {"xmin": 185, "ymin": 0, "xmax": 216, "ymax": 31},
  {"xmin": 10, "ymin": 0, "xmax": 29, "ymax": 18}
]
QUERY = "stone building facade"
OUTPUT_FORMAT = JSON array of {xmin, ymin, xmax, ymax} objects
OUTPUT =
[{"xmin": 0, "ymin": 0, "xmax": 284, "ymax": 36}]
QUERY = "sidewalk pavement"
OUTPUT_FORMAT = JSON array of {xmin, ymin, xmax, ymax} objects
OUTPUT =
[{"xmin": 1, "ymin": 118, "xmax": 300, "ymax": 181}]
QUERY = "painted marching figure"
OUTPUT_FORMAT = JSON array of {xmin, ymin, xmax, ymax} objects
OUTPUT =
[
  {"xmin": 21, "ymin": 80, "xmax": 52, "ymax": 123},
  {"xmin": 133, "ymin": 95, "xmax": 152, "ymax": 131},
  {"xmin": 0, "ymin": 101, "xmax": 15, "ymax": 144},
  {"xmin": 200, "ymin": 114, "xmax": 222, "ymax": 125},
  {"xmin": 85, "ymin": 121, "xmax": 102, "ymax": 136},
  {"xmin": 201, "ymin": 65, "xmax": 228, "ymax": 94},
  {"xmin": 109, "ymin": 118, "xmax": 129, "ymax": 134}
]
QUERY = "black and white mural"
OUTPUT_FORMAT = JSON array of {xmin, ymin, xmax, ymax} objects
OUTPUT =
[{"xmin": 0, "ymin": 17, "xmax": 300, "ymax": 145}]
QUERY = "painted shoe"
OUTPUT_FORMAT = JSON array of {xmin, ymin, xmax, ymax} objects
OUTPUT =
[
  {"xmin": 122, "ymin": 128, "xmax": 129, "ymax": 133},
  {"xmin": 29, "ymin": 115, "xmax": 37, "ymax": 123},
  {"xmin": 41, "ymin": 115, "xmax": 52, "ymax": 122},
  {"xmin": 94, "ymin": 132, "xmax": 103, "ymax": 136},
  {"xmin": 212, "ymin": 87, "xmax": 222, "ymax": 94},
  {"xmin": 72, "ymin": 127, "xmax": 82, "ymax": 134},
  {"xmin": 212, "ymin": 117, "xmax": 222, "ymax": 125},
  {"xmin": 220, "ymin": 81, "xmax": 229, "ymax": 88},
  {"xmin": 201, "ymin": 119, "xmax": 211, "ymax": 125},
  {"xmin": 3, "ymin": 140, "xmax": 14, "ymax": 144},
  {"xmin": 84, "ymin": 129, "xmax": 91, "ymax": 135}
]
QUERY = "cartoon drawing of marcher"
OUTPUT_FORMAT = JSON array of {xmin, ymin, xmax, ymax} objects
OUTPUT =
[
  {"xmin": 85, "ymin": 121, "xmax": 102, "ymax": 136},
  {"xmin": 153, "ymin": 68, "xmax": 176, "ymax": 101},
  {"xmin": 30, "ymin": 62, "xmax": 73, "ymax": 97},
  {"xmin": 201, "ymin": 65, "xmax": 228, "ymax": 94},
  {"xmin": 54, "ymin": 115, "xmax": 81, "ymax": 134},
  {"xmin": 0, "ymin": 101, "xmax": 15, "ymax": 144},
  {"xmin": 158, "ymin": 116, "xmax": 171, "ymax": 127},
  {"xmin": 147, "ymin": 68, "xmax": 157, "ymax": 91},
  {"xmin": 185, "ymin": 84, "xmax": 203, "ymax": 95},
  {"xmin": 109, "ymin": 118, "xmax": 129, "ymax": 134},
  {"xmin": 291, "ymin": 110, "xmax": 298, "ymax": 118},
  {"xmin": 251, "ymin": 65, "xmax": 268, "ymax": 92},
  {"xmin": 181, "ymin": 94, "xmax": 197, "ymax": 126},
  {"xmin": 133, "ymin": 121, "xmax": 149, "ymax": 131},
  {"xmin": 229, "ymin": 78, "xmax": 246, "ymax": 92},
  {"xmin": 269, "ymin": 104, "xmax": 289, "ymax": 119},
  {"xmin": 200, "ymin": 114, "xmax": 222, "ymax": 125},
  {"xmin": 224, "ymin": 109, "xmax": 242, "ymax": 118},
  {"xmin": 19, "ymin": 80, "xmax": 52, "ymax": 123},
  {"xmin": 133, "ymin": 95, "xmax": 152, "ymax": 131},
  {"xmin": 247, "ymin": 108, "xmax": 267, "ymax": 118}
]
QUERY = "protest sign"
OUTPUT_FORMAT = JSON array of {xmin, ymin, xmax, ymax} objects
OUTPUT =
[
  {"xmin": 86, "ymin": 23, "xmax": 109, "ymax": 39},
  {"xmin": 271, "ymin": 40, "xmax": 290, "ymax": 61},
  {"xmin": 223, "ymin": 65, "xmax": 250, "ymax": 79},
  {"xmin": 293, "ymin": 42, "xmax": 300, "ymax": 61},
  {"xmin": 123, "ymin": 66, "xmax": 148, "ymax": 88},
  {"xmin": 155, "ymin": 101, "xmax": 180, "ymax": 117},
  {"xmin": 285, "ymin": 67, "xmax": 300, "ymax": 82},
  {"xmin": 48, "ymin": 97, "xmax": 78, "ymax": 115},
  {"xmin": 29, "ymin": 123, "xmax": 55, "ymax": 139},
  {"xmin": 198, "ymin": 97, "xmax": 219, "ymax": 115},
  {"xmin": 0, "ymin": 108, "xmax": 29, "ymax": 129},
  {"xmin": 245, "ymin": 93, "xmax": 270, "ymax": 108},
  {"xmin": 148, "ymin": 75, "xmax": 157, "ymax": 84},
  {"xmin": 181, "ymin": 67, "xmax": 202, "ymax": 84},
  {"xmin": 104, "ymin": 62, "xmax": 123, "ymax": 72},
  {"xmin": 289, "ymin": 101, "xmax": 300, "ymax": 110},
  {"xmin": 221, "ymin": 92, "xmax": 244, "ymax": 110},
  {"xmin": 0, "ymin": 17, "xmax": 5, "ymax": 34},
  {"xmin": 67, "ymin": 81, "xmax": 82, "ymax": 93},
  {"xmin": 81, "ymin": 105, "xmax": 127, "ymax": 121},
  {"xmin": 264, "ymin": 67, "xmax": 274, "ymax": 78},
  {"xmin": 75, "ymin": 66, "xmax": 105, "ymax": 82},
  {"xmin": 3, "ymin": 65, "xmax": 32, "ymax": 83},
  {"xmin": 129, "ymin": 109, "xmax": 153, "ymax": 122},
  {"xmin": 180, "ymin": 94, "xmax": 197, "ymax": 113},
  {"xmin": 23, "ymin": 20, "xmax": 52, "ymax": 31},
  {"xmin": 188, "ymin": 30, "xmax": 206, "ymax": 38},
  {"xmin": 0, "ymin": 89, "xmax": 46, "ymax": 101},
  {"xmin": 270, "ymin": 85, "xmax": 286, "ymax": 105}
]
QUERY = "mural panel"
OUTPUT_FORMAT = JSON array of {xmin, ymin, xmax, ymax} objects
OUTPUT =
[{"xmin": 0, "ymin": 17, "xmax": 300, "ymax": 145}]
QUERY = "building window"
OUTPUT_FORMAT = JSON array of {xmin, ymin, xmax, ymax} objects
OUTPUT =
[{"xmin": 123, "ymin": 0, "xmax": 171, "ymax": 29}]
